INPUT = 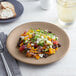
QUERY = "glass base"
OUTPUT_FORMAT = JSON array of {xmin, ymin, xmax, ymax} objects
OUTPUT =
[
  {"xmin": 58, "ymin": 19, "xmax": 74, "ymax": 26},
  {"xmin": 52, "ymin": 19, "xmax": 76, "ymax": 29}
]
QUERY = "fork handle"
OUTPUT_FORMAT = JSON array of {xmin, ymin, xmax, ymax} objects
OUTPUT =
[{"xmin": 1, "ymin": 53, "xmax": 12, "ymax": 76}]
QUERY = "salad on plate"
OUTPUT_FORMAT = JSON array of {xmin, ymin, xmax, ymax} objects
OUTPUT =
[{"xmin": 17, "ymin": 28, "xmax": 61, "ymax": 59}]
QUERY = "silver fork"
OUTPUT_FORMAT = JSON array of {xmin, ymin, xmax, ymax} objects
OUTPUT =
[{"xmin": 0, "ymin": 41, "xmax": 12, "ymax": 76}]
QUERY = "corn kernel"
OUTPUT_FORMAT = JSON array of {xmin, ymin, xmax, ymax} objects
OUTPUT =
[
  {"xmin": 21, "ymin": 34, "xmax": 25, "ymax": 36},
  {"xmin": 29, "ymin": 34, "xmax": 32, "ymax": 38},
  {"xmin": 44, "ymin": 35, "xmax": 46, "ymax": 38},
  {"xmin": 24, "ymin": 37, "xmax": 27, "ymax": 40},
  {"xmin": 26, "ymin": 32, "xmax": 29, "ymax": 35},
  {"xmin": 20, "ymin": 43, "xmax": 23, "ymax": 46},
  {"xmin": 48, "ymin": 38, "xmax": 51, "ymax": 41},
  {"xmin": 36, "ymin": 29, "xmax": 40, "ymax": 32},
  {"xmin": 35, "ymin": 55, "xmax": 40, "ymax": 59},
  {"xmin": 55, "ymin": 48, "xmax": 58, "ymax": 51},
  {"xmin": 31, "ymin": 47, "xmax": 34, "ymax": 50}
]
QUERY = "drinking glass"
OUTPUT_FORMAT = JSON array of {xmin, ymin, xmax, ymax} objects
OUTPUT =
[{"xmin": 57, "ymin": 0, "xmax": 76, "ymax": 26}]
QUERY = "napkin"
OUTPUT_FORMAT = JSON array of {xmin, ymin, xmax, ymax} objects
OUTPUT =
[{"xmin": 0, "ymin": 32, "xmax": 22, "ymax": 76}]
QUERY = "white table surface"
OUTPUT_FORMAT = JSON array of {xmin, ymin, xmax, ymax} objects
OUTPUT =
[{"xmin": 0, "ymin": 0, "xmax": 76, "ymax": 76}]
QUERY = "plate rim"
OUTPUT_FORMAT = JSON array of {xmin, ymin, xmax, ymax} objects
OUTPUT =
[{"xmin": 6, "ymin": 22, "xmax": 70, "ymax": 65}]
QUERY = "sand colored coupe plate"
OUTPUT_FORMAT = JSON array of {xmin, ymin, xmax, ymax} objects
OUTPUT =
[{"xmin": 6, "ymin": 22, "xmax": 70, "ymax": 65}]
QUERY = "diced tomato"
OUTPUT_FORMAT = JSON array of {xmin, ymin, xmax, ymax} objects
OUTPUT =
[
  {"xmin": 19, "ymin": 46, "xmax": 24, "ymax": 52},
  {"xmin": 24, "ymin": 32, "xmax": 26, "ymax": 34},
  {"xmin": 53, "ymin": 41, "xmax": 58, "ymax": 45},
  {"xmin": 24, "ymin": 30, "xmax": 28, "ymax": 34}
]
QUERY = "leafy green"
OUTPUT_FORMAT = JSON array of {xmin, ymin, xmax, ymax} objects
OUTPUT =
[
  {"xmin": 38, "ymin": 43, "xmax": 44, "ymax": 46},
  {"xmin": 37, "ymin": 40, "xmax": 44, "ymax": 46},
  {"xmin": 30, "ymin": 38, "xmax": 35, "ymax": 42},
  {"xmin": 40, "ymin": 40, "xmax": 44, "ymax": 44},
  {"xmin": 34, "ymin": 35, "xmax": 39, "ymax": 40},
  {"xmin": 23, "ymin": 41, "xmax": 26, "ymax": 44},
  {"xmin": 44, "ymin": 48, "xmax": 49, "ymax": 52},
  {"xmin": 55, "ymin": 37, "xmax": 58, "ymax": 40}
]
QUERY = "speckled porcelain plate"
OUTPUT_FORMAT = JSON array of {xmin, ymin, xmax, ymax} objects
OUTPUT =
[{"xmin": 6, "ymin": 22, "xmax": 70, "ymax": 65}]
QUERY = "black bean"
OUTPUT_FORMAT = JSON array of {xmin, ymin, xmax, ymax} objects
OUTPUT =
[
  {"xmin": 24, "ymin": 48, "xmax": 29, "ymax": 54},
  {"xmin": 19, "ymin": 38, "xmax": 21, "ymax": 41},
  {"xmin": 48, "ymin": 31, "xmax": 52, "ymax": 33},
  {"xmin": 17, "ymin": 42, "xmax": 20, "ymax": 47},
  {"xmin": 58, "ymin": 43, "xmax": 61, "ymax": 47},
  {"xmin": 44, "ymin": 41, "xmax": 46, "ymax": 43},
  {"xmin": 17, "ymin": 38, "xmax": 22, "ymax": 47},
  {"xmin": 52, "ymin": 45, "xmax": 56, "ymax": 49},
  {"xmin": 34, "ymin": 43, "xmax": 38, "ymax": 48},
  {"xmin": 30, "ymin": 42, "xmax": 32, "ymax": 44},
  {"xmin": 43, "ymin": 54, "xmax": 48, "ymax": 58},
  {"xmin": 52, "ymin": 44, "xmax": 57, "ymax": 49}
]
